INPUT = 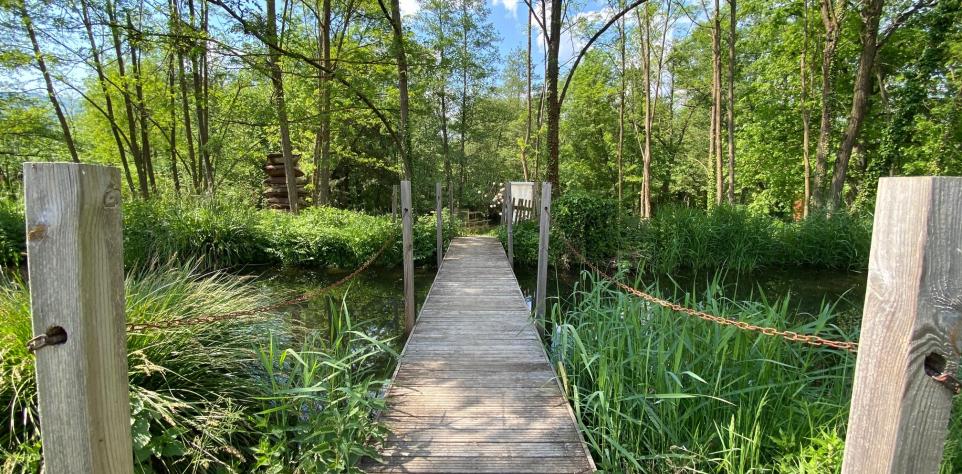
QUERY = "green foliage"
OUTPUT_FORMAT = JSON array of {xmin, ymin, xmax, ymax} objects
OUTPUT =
[
  {"xmin": 550, "ymin": 272, "xmax": 856, "ymax": 472},
  {"xmin": 0, "ymin": 264, "xmax": 394, "ymax": 472},
  {"xmin": 121, "ymin": 197, "xmax": 461, "ymax": 270},
  {"xmin": 502, "ymin": 201, "xmax": 871, "ymax": 273},
  {"xmin": 0, "ymin": 200, "xmax": 23, "ymax": 267}
]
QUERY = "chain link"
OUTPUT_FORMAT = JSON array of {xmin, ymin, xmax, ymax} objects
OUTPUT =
[
  {"xmin": 125, "ymin": 229, "xmax": 398, "ymax": 333},
  {"xmin": 562, "ymin": 239, "xmax": 859, "ymax": 354}
]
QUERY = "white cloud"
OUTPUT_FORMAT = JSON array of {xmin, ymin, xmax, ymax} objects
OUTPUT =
[
  {"xmin": 400, "ymin": 0, "xmax": 421, "ymax": 17},
  {"xmin": 493, "ymin": 0, "xmax": 519, "ymax": 17}
]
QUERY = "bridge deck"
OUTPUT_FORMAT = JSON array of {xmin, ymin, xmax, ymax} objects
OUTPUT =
[{"xmin": 363, "ymin": 236, "xmax": 594, "ymax": 473}]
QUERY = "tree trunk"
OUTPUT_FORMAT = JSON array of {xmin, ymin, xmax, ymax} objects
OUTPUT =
[
  {"xmin": 830, "ymin": 0, "xmax": 883, "ymax": 209},
  {"xmin": 639, "ymin": 6, "xmax": 652, "ymax": 218},
  {"xmin": 545, "ymin": 0, "xmax": 562, "ymax": 193},
  {"xmin": 813, "ymin": 0, "xmax": 842, "ymax": 208},
  {"xmin": 712, "ymin": 0, "xmax": 723, "ymax": 205},
  {"xmin": 107, "ymin": 0, "xmax": 149, "ymax": 198},
  {"xmin": 522, "ymin": 7, "xmax": 533, "ymax": 182},
  {"xmin": 389, "ymin": 0, "xmax": 412, "ymax": 180},
  {"xmin": 314, "ymin": 0, "xmax": 332, "ymax": 205},
  {"xmin": 128, "ymin": 12, "xmax": 156, "ymax": 193},
  {"xmin": 81, "ymin": 0, "xmax": 134, "ymax": 191},
  {"xmin": 726, "ymin": 0, "xmax": 736, "ymax": 203},
  {"xmin": 266, "ymin": 0, "xmax": 299, "ymax": 213},
  {"xmin": 616, "ymin": 6, "xmax": 626, "ymax": 209},
  {"xmin": 168, "ymin": 64, "xmax": 181, "ymax": 194},
  {"xmin": 801, "ymin": 0, "xmax": 812, "ymax": 218},
  {"xmin": 20, "ymin": 0, "xmax": 79, "ymax": 163},
  {"xmin": 188, "ymin": 0, "xmax": 212, "ymax": 191}
]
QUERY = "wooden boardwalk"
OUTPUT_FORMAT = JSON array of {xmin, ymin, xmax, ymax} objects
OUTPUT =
[{"xmin": 363, "ymin": 236, "xmax": 595, "ymax": 473}]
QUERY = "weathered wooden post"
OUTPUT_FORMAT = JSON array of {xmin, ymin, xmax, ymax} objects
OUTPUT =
[
  {"xmin": 506, "ymin": 182, "xmax": 514, "ymax": 266},
  {"xmin": 24, "ymin": 163, "xmax": 133, "ymax": 474},
  {"xmin": 841, "ymin": 177, "xmax": 962, "ymax": 474},
  {"xmin": 435, "ymin": 182, "xmax": 443, "ymax": 268},
  {"xmin": 401, "ymin": 180, "xmax": 415, "ymax": 336},
  {"xmin": 535, "ymin": 182, "xmax": 552, "ymax": 335}
]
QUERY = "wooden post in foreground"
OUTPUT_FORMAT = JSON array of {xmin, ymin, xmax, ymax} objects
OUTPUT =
[
  {"xmin": 842, "ymin": 177, "xmax": 962, "ymax": 474},
  {"xmin": 401, "ymin": 180, "xmax": 415, "ymax": 336},
  {"xmin": 24, "ymin": 163, "xmax": 133, "ymax": 473},
  {"xmin": 535, "ymin": 182, "xmax": 552, "ymax": 335},
  {"xmin": 435, "ymin": 182, "xmax": 443, "ymax": 268},
  {"xmin": 506, "ymin": 182, "xmax": 514, "ymax": 266}
]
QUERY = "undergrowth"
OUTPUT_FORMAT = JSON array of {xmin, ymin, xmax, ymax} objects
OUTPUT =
[{"xmin": 0, "ymin": 264, "xmax": 395, "ymax": 473}]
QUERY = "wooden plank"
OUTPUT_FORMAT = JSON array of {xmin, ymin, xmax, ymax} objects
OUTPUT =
[
  {"xmin": 24, "ymin": 163, "xmax": 134, "ymax": 474},
  {"xmin": 401, "ymin": 180, "xmax": 415, "ymax": 336},
  {"xmin": 841, "ymin": 177, "xmax": 962, "ymax": 473},
  {"xmin": 364, "ymin": 235, "xmax": 595, "ymax": 473},
  {"xmin": 506, "ymin": 181, "xmax": 514, "ymax": 266}
]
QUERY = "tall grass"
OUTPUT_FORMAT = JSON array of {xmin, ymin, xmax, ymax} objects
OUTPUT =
[
  {"xmin": 0, "ymin": 264, "xmax": 394, "ymax": 473},
  {"xmin": 0, "ymin": 200, "xmax": 23, "ymax": 267},
  {"xmin": 548, "ymin": 271, "xmax": 858, "ymax": 472},
  {"xmin": 549, "ymin": 271, "xmax": 962, "ymax": 472}
]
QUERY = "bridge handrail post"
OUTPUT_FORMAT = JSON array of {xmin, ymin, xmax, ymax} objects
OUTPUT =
[
  {"xmin": 24, "ymin": 162, "xmax": 134, "ymax": 473},
  {"xmin": 506, "ymin": 182, "xmax": 514, "ymax": 266},
  {"xmin": 435, "ymin": 182, "xmax": 443, "ymax": 268},
  {"xmin": 401, "ymin": 180, "xmax": 415, "ymax": 337},
  {"xmin": 841, "ymin": 177, "xmax": 962, "ymax": 473},
  {"xmin": 535, "ymin": 182, "xmax": 552, "ymax": 336}
]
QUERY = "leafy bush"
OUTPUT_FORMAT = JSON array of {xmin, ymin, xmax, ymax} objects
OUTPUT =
[
  {"xmin": 500, "ymin": 199, "xmax": 871, "ymax": 273},
  {"xmin": 0, "ymin": 200, "xmax": 24, "ymax": 267},
  {"xmin": 121, "ymin": 197, "xmax": 461, "ymax": 270},
  {"xmin": 0, "ymin": 264, "xmax": 394, "ymax": 472}
]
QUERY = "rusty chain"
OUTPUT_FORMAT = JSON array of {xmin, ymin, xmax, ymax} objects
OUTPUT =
[
  {"xmin": 124, "ymin": 229, "xmax": 398, "ymax": 333},
  {"xmin": 561, "ymin": 239, "xmax": 859, "ymax": 354}
]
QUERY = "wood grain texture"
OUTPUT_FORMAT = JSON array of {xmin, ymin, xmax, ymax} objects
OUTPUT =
[
  {"xmin": 506, "ymin": 182, "xmax": 514, "ymax": 266},
  {"xmin": 401, "ymin": 180, "xmax": 415, "ymax": 337},
  {"xmin": 24, "ymin": 163, "xmax": 133, "ymax": 474},
  {"xmin": 363, "ymin": 236, "xmax": 594, "ymax": 473},
  {"xmin": 841, "ymin": 177, "xmax": 962, "ymax": 474}
]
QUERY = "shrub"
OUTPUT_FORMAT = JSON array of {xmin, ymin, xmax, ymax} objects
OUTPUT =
[
  {"xmin": 0, "ymin": 200, "xmax": 24, "ymax": 267},
  {"xmin": 0, "ymin": 264, "xmax": 394, "ymax": 472}
]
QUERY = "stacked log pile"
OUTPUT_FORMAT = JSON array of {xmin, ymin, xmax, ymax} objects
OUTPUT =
[{"xmin": 263, "ymin": 152, "xmax": 308, "ymax": 210}]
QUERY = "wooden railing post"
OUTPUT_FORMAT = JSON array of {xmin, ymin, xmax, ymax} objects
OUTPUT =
[
  {"xmin": 535, "ymin": 182, "xmax": 552, "ymax": 335},
  {"xmin": 24, "ymin": 163, "xmax": 133, "ymax": 474},
  {"xmin": 842, "ymin": 177, "xmax": 962, "ymax": 473},
  {"xmin": 506, "ymin": 182, "xmax": 514, "ymax": 266},
  {"xmin": 401, "ymin": 180, "xmax": 415, "ymax": 336},
  {"xmin": 435, "ymin": 182, "xmax": 443, "ymax": 268}
]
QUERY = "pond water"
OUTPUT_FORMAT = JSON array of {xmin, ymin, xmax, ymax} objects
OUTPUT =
[{"xmin": 253, "ymin": 262, "xmax": 868, "ymax": 354}]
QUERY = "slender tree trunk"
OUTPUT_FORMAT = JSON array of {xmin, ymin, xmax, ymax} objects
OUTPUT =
[
  {"xmin": 616, "ymin": 7, "xmax": 626, "ymax": 209},
  {"xmin": 188, "ymin": 0, "xmax": 212, "ymax": 191},
  {"xmin": 545, "ymin": 0, "xmax": 562, "ymax": 193},
  {"xmin": 707, "ymin": 103, "xmax": 716, "ymax": 207},
  {"xmin": 726, "ymin": 0, "xmax": 736, "ymax": 203},
  {"xmin": 81, "ymin": 0, "xmax": 134, "ymax": 191},
  {"xmin": 830, "ymin": 0, "xmax": 883, "ymax": 209},
  {"xmin": 712, "ymin": 0, "xmax": 723, "ymax": 205},
  {"xmin": 389, "ymin": 0, "xmax": 412, "ymax": 180},
  {"xmin": 128, "ymin": 12, "xmax": 156, "ymax": 193},
  {"xmin": 168, "ymin": 64, "xmax": 181, "ymax": 194},
  {"xmin": 801, "ymin": 0, "xmax": 812, "ymax": 217},
  {"xmin": 458, "ymin": 0, "xmax": 469, "ymax": 204},
  {"xmin": 314, "ymin": 0, "xmax": 332, "ymax": 205},
  {"xmin": 107, "ymin": 0, "xmax": 148, "ymax": 197},
  {"xmin": 20, "ymin": 0, "xmax": 79, "ymax": 163},
  {"xmin": 813, "ymin": 0, "xmax": 841, "ymax": 208},
  {"xmin": 266, "ymin": 0, "xmax": 299, "ymax": 212},
  {"xmin": 523, "ymin": 7, "xmax": 533, "ymax": 182},
  {"xmin": 639, "ymin": 7, "xmax": 652, "ymax": 217}
]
